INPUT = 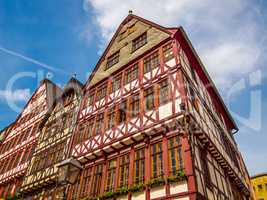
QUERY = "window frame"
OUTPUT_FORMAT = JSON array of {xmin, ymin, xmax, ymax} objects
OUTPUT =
[
  {"xmin": 118, "ymin": 154, "xmax": 130, "ymax": 188},
  {"xmin": 163, "ymin": 43, "xmax": 174, "ymax": 62},
  {"xmin": 130, "ymin": 94, "xmax": 140, "ymax": 118},
  {"xmin": 96, "ymin": 84, "xmax": 107, "ymax": 102},
  {"xmin": 106, "ymin": 51, "xmax": 120, "ymax": 70},
  {"xmin": 118, "ymin": 101, "xmax": 127, "ymax": 124},
  {"xmin": 110, "ymin": 74, "xmax": 122, "ymax": 94},
  {"xmin": 143, "ymin": 51, "xmax": 160, "ymax": 74},
  {"xmin": 168, "ymin": 136, "xmax": 183, "ymax": 175},
  {"xmin": 95, "ymin": 113, "xmax": 104, "ymax": 136},
  {"xmin": 106, "ymin": 159, "xmax": 117, "ymax": 192},
  {"xmin": 132, "ymin": 32, "xmax": 147, "ymax": 52},
  {"xmin": 133, "ymin": 148, "xmax": 145, "ymax": 185},
  {"xmin": 144, "ymin": 87, "xmax": 155, "ymax": 111},
  {"xmin": 159, "ymin": 79, "xmax": 170, "ymax": 105},
  {"xmin": 150, "ymin": 142, "xmax": 164, "ymax": 179}
]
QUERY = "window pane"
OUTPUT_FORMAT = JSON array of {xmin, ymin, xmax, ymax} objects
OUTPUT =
[
  {"xmin": 107, "ymin": 107, "xmax": 116, "ymax": 129},
  {"xmin": 159, "ymin": 79, "xmax": 170, "ymax": 105},
  {"xmin": 163, "ymin": 43, "xmax": 174, "ymax": 62},
  {"xmin": 130, "ymin": 94, "xmax": 140, "ymax": 118},
  {"xmin": 150, "ymin": 142, "xmax": 163, "ymax": 178},
  {"xmin": 125, "ymin": 64, "xmax": 138, "ymax": 84},
  {"xmin": 91, "ymin": 165, "xmax": 103, "ymax": 197},
  {"xmin": 111, "ymin": 75, "xmax": 121, "ymax": 93},
  {"xmin": 144, "ymin": 87, "xmax": 155, "ymax": 111},
  {"xmin": 134, "ymin": 149, "xmax": 145, "ymax": 184},
  {"xmin": 106, "ymin": 51, "xmax": 120, "ymax": 69},
  {"xmin": 144, "ymin": 52, "xmax": 160, "ymax": 74},
  {"xmin": 95, "ymin": 114, "xmax": 104, "ymax": 135},
  {"xmin": 118, "ymin": 101, "xmax": 127, "ymax": 124},
  {"xmin": 96, "ymin": 86, "xmax": 107, "ymax": 101},
  {"xmin": 168, "ymin": 136, "xmax": 183, "ymax": 175},
  {"xmin": 118, "ymin": 154, "xmax": 130, "ymax": 188},
  {"xmin": 132, "ymin": 32, "xmax": 147, "ymax": 52},
  {"xmin": 106, "ymin": 159, "xmax": 117, "ymax": 192}
]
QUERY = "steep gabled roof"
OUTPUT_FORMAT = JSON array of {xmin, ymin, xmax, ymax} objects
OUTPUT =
[
  {"xmin": 63, "ymin": 77, "xmax": 83, "ymax": 94},
  {"xmin": 39, "ymin": 77, "xmax": 83, "ymax": 128},
  {"xmin": 85, "ymin": 13, "xmax": 174, "ymax": 89},
  {"xmin": 12, "ymin": 78, "xmax": 59, "ymax": 124},
  {"xmin": 175, "ymin": 27, "xmax": 238, "ymax": 132},
  {"xmin": 83, "ymin": 13, "xmax": 237, "ymax": 132}
]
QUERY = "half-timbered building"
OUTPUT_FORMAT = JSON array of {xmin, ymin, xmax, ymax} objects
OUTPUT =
[
  {"xmin": 19, "ymin": 78, "xmax": 83, "ymax": 199},
  {"xmin": 0, "ymin": 79, "xmax": 61, "ymax": 198},
  {"xmin": 69, "ymin": 13, "xmax": 254, "ymax": 200}
]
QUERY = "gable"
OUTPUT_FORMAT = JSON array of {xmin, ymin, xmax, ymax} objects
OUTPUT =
[
  {"xmin": 89, "ymin": 16, "xmax": 171, "ymax": 87},
  {"xmin": 6, "ymin": 80, "xmax": 61, "ymax": 139}
]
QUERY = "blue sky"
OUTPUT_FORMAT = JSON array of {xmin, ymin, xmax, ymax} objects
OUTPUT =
[{"xmin": 0, "ymin": 0, "xmax": 266, "ymax": 176}]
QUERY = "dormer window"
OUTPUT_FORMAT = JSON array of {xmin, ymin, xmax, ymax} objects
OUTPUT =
[
  {"xmin": 106, "ymin": 51, "xmax": 120, "ymax": 70},
  {"xmin": 132, "ymin": 32, "xmax": 147, "ymax": 52}
]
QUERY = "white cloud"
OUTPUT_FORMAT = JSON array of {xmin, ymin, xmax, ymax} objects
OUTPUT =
[
  {"xmin": 0, "ymin": 89, "xmax": 31, "ymax": 102},
  {"xmin": 83, "ymin": 0, "xmax": 266, "ymax": 89}
]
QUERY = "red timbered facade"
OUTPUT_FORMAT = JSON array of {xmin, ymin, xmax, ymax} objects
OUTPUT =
[
  {"xmin": 0, "ymin": 79, "xmax": 61, "ymax": 198},
  {"xmin": 0, "ymin": 13, "xmax": 254, "ymax": 200},
  {"xmin": 19, "ymin": 78, "xmax": 83, "ymax": 199},
  {"xmin": 69, "ymin": 14, "xmax": 254, "ymax": 200}
]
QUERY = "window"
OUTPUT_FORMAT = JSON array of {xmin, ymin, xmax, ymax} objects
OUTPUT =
[
  {"xmin": 91, "ymin": 164, "xmax": 103, "ymax": 197},
  {"xmin": 124, "ymin": 64, "xmax": 139, "ymax": 84},
  {"xmin": 70, "ymin": 180, "xmax": 80, "ymax": 200},
  {"xmin": 111, "ymin": 75, "xmax": 122, "ymax": 93},
  {"xmin": 144, "ymin": 87, "xmax": 155, "ymax": 111},
  {"xmin": 118, "ymin": 101, "xmax": 127, "ymax": 124},
  {"xmin": 130, "ymin": 94, "xmax": 140, "ymax": 118},
  {"xmin": 76, "ymin": 123, "xmax": 87, "ymax": 145},
  {"xmin": 144, "ymin": 52, "xmax": 160, "ymax": 74},
  {"xmin": 190, "ymin": 64, "xmax": 196, "ymax": 81},
  {"xmin": 106, "ymin": 51, "xmax": 119, "ymax": 69},
  {"xmin": 134, "ymin": 149, "xmax": 145, "ymax": 185},
  {"xmin": 168, "ymin": 136, "xmax": 183, "ymax": 175},
  {"xmin": 107, "ymin": 107, "xmax": 116, "ymax": 130},
  {"xmin": 200, "ymin": 150, "xmax": 212, "ymax": 187},
  {"xmin": 188, "ymin": 84, "xmax": 199, "ymax": 111},
  {"xmin": 80, "ymin": 166, "xmax": 92, "ymax": 198},
  {"xmin": 159, "ymin": 79, "xmax": 170, "ymax": 105},
  {"xmin": 96, "ymin": 86, "xmax": 107, "ymax": 101},
  {"xmin": 95, "ymin": 113, "xmax": 104, "ymax": 135},
  {"xmin": 87, "ymin": 119, "xmax": 94, "ymax": 139},
  {"xmin": 265, "ymin": 183, "xmax": 267, "ymax": 190},
  {"xmin": 63, "ymin": 113, "xmax": 72, "ymax": 130},
  {"xmin": 163, "ymin": 43, "xmax": 174, "ymax": 62},
  {"xmin": 106, "ymin": 159, "xmax": 117, "ymax": 192},
  {"xmin": 132, "ymin": 32, "xmax": 147, "ymax": 52},
  {"xmin": 118, "ymin": 154, "xmax": 130, "ymax": 188},
  {"xmin": 151, "ymin": 142, "xmax": 163, "ymax": 178},
  {"xmin": 86, "ymin": 92, "xmax": 94, "ymax": 106}
]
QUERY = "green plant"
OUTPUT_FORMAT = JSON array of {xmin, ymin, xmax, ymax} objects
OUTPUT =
[
  {"xmin": 147, "ymin": 177, "xmax": 165, "ymax": 188},
  {"xmin": 6, "ymin": 194, "xmax": 18, "ymax": 200},
  {"xmin": 99, "ymin": 191, "xmax": 116, "ymax": 200},
  {"xmin": 128, "ymin": 183, "xmax": 145, "ymax": 193},
  {"xmin": 80, "ymin": 197, "xmax": 98, "ymax": 200},
  {"xmin": 167, "ymin": 170, "xmax": 187, "ymax": 183},
  {"xmin": 115, "ymin": 186, "xmax": 128, "ymax": 195}
]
